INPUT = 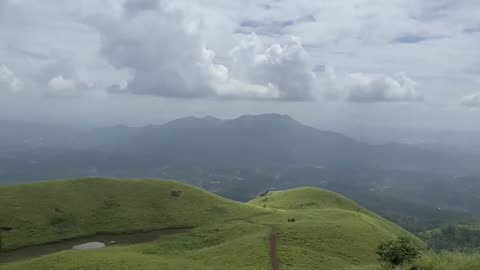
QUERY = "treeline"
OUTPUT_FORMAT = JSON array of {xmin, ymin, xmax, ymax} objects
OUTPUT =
[{"xmin": 422, "ymin": 225, "xmax": 480, "ymax": 251}]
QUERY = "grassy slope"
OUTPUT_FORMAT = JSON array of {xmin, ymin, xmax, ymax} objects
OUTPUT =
[
  {"xmin": 400, "ymin": 251, "xmax": 480, "ymax": 270},
  {"xmin": 249, "ymin": 187, "xmax": 363, "ymax": 211},
  {"xmin": 1, "ymin": 221, "xmax": 272, "ymax": 270},
  {"xmin": 249, "ymin": 188, "xmax": 424, "ymax": 270},
  {"xmin": 0, "ymin": 178, "xmax": 263, "ymax": 250},
  {"xmin": 1, "ymin": 180, "xmax": 421, "ymax": 270}
]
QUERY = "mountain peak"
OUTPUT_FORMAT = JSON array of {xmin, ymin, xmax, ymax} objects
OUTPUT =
[
  {"xmin": 163, "ymin": 115, "xmax": 222, "ymax": 128},
  {"xmin": 163, "ymin": 114, "xmax": 300, "ymax": 129},
  {"xmin": 231, "ymin": 113, "xmax": 300, "ymax": 125}
]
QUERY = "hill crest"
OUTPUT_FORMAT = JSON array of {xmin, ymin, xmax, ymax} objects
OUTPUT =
[{"xmin": 249, "ymin": 187, "xmax": 362, "ymax": 212}]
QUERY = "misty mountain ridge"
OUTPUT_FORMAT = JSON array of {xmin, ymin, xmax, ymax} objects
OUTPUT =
[
  {"xmin": 1, "ymin": 113, "xmax": 477, "ymax": 178},
  {"xmin": 2, "ymin": 113, "xmax": 480, "ymax": 230},
  {"xmin": 99, "ymin": 113, "xmax": 474, "ymax": 174}
]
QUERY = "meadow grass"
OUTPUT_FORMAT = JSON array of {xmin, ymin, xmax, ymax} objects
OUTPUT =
[
  {"xmin": 0, "ymin": 179, "xmax": 430, "ymax": 270},
  {"xmin": 0, "ymin": 178, "xmax": 264, "ymax": 250},
  {"xmin": 399, "ymin": 251, "xmax": 480, "ymax": 270}
]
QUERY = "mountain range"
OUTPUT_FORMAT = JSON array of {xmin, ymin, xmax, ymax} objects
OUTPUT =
[
  {"xmin": 1, "ymin": 114, "xmax": 480, "ymax": 234},
  {"xmin": 1, "ymin": 113, "xmax": 479, "ymax": 181}
]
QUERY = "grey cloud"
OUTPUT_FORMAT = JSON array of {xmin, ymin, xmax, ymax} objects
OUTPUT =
[
  {"xmin": 237, "ymin": 15, "xmax": 315, "ymax": 37},
  {"xmin": 391, "ymin": 34, "xmax": 442, "ymax": 44},
  {"xmin": 124, "ymin": 0, "xmax": 159, "ymax": 15},
  {"xmin": 461, "ymin": 93, "xmax": 480, "ymax": 108},
  {"xmin": 464, "ymin": 25, "xmax": 480, "ymax": 34},
  {"xmin": 8, "ymin": 46, "xmax": 51, "ymax": 61},
  {"xmin": 239, "ymin": 19, "xmax": 295, "ymax": 36}
]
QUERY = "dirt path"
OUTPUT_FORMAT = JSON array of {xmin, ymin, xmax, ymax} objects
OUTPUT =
[{"xmin": 269, "ymin": 230, "xmax": 279, "ymax": 270}]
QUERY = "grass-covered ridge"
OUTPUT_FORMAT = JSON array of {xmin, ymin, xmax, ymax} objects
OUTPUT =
[
  {"xmin": 0, "ymin": 178, "xmax": 263, "ymax": 250},
  {"xmin": 249, "ymin": 187, "xmax": 364, "ymax": 211},
  {"xmin": 1, "ymin": 179, "xmax": 423, "ymax": 270}
]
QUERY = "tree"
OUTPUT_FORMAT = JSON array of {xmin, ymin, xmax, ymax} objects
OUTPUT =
[{"xmin": 376, "ymin": 237, "xmax": 419, "ymax": 266}]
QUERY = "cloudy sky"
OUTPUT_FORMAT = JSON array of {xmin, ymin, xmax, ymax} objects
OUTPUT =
[{"xmin": 1, "ymin": 0, "xmax": 479, "ymax": 140}]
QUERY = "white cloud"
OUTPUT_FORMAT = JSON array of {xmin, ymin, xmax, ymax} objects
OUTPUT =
[
  {"xmin": 230, "ymin": 35, "xmax": 316, "ymax": 100},
  {"xmin": 86, "ymin": 1, "xmax": 314, "ymax": 100},
  {"xmin": 0, "ymin": 65, "xmax": 24, "ymax": 94},
  {"xmin": 345, "ymin": 72, "xmax": 421, "ymax": 102},
  {"xmin": 325, "ymin": 68, "xmax": 422, "ymax": 103},
  {"xmin": 461, "ymin": 93, "xmax": 480, "ymax": 108}
]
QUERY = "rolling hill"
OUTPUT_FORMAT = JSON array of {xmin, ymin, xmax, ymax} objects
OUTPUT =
[
  {"xmin": 0, "ymin": 178, "xmax": 262, "ymax": 250},
  {"xmin": 0, "ymin": 178, "xmax": 423, "ymax": 270}
]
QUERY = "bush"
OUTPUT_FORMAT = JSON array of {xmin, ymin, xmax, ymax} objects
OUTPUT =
[
  {"xmin": 376, "ymin": 237, "xmax": 419, "ymax": 266},
  {"xmin": 170, "ymin": 190, "xmax": 183, "ymax": 197}
]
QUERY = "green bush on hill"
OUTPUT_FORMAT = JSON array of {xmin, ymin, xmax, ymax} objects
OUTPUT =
[{"xmin": 376, "ymin": 237, "xmax": 419, "ymax": 266}]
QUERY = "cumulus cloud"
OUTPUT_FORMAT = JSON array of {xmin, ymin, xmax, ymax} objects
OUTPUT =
[
  {"xmin": 461, "ymin": 93, "xmax": 480, "ymax": 108},
  {"xmin": 0, "ymin": 65, "xmax": 24, "ymax": 94},
  {"xmin": 344, "ymin": 73, "xmax": 421, "ymax": 102},
  {"xmin": 230, "ymin": 35, "xmax": 316, "ymax": 101},
  {"xmin": 87, "ymin": 0, "xmax": 314, "ymax": 100},
  {"xmin": 325, "ymin": 68, "xmax": 422, "ymax": 103}
]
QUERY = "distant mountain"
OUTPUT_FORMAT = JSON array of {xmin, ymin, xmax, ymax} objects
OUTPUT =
[
  {"xmin": 78, "ymin": 113, "xmax": 473, "ymax": 174},
  {"xmin": 0, "ymin": 114, "xmax": 477, "ymax": 182}
]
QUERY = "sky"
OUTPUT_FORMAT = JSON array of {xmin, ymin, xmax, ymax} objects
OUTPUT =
[{"xmin": 0, "ymin": 0, "xmax": 479, "ymax": 141}]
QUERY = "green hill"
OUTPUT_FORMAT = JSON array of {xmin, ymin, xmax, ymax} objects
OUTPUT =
[
  {"xmin": 248, "ymin": 188, "xmax": 424, "ymax": 269},
  {"xmin": 0, "ymin": 178, "xmax": 263, "ymax": 250},
  {"xmin": 0, "ymin": 179, "xmax": 423, "ymax": 270},
  {"xmin": 249, "ymin": 187, "xmax": 363, "ymax": 211}
]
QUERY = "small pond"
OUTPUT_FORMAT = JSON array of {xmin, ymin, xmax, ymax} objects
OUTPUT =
[{"xmin": 0, "ymin": 228, "xmax": 188, "ymax": 264}]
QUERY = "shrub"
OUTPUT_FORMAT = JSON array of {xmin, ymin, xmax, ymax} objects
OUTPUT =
[
  {"xmin": 376, "ymin": 237, "xmax": 419, "ymax": 266},
  {"xmin": 0, "ymin": 227, "xmax": 12, "ymax": 251},
  {"xmin": 170, "ymin": 190, "xmax": 183, "ymax": 197}
]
